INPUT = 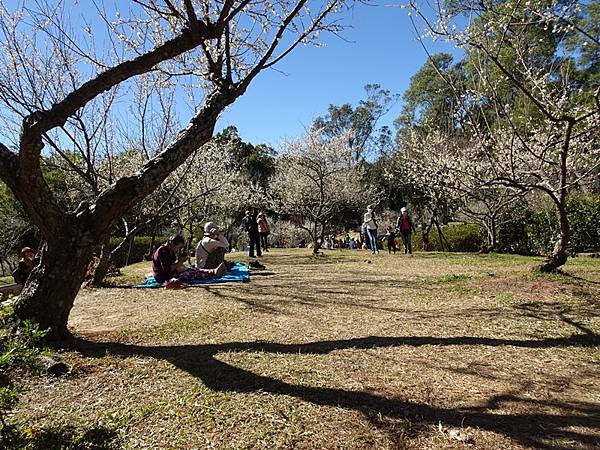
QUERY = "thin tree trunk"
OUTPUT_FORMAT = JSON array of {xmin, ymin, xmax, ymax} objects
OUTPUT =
[
  {"xmin": 91, "ymin": 236, "xmax": 112, "ymax": 287},
  {"xmin": 311, "ymin": 221, "xmax": 320, "ymax": 255},
  {"xmin": 539, "ymin": 121, "xmax": 573, "ymax": 273},
  {"xmin": 125, "ymin": 235, "xmax": 135, "ymax": 267},
  {"xmin": 434, "ymin": 217, "xmax": 448, "ymax": 251},
  {"xmin": 538, "ymin": 202, "xmax": 569, "ymax": 272},
  {"xmin": 422, "ymin": 216, "xmax": 434, "ymax": 251},
  {"xmin": 489, "ymin": 215, "xmax": 497, "ymax": 252},
  {"xmin": 148, "ymin": 233, "xmax": 156, "ymax": 260}
]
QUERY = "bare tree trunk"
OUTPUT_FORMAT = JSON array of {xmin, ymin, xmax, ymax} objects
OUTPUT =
[
  {"xmin": 539, "ymin": 121, "xmax": 573, "ymax": 273},
  {"xmin": 489, "ymin": 215, "xmax": 497, "ymax": 252},
  {"xmin": 538, "ymin": 202, "xmax": 569, "ymax": 272},
  {"xmin": 422, "ymin": 216, "xmax": 435, "ymax": 251},
  {"xmin": 482, "ymin": 216, "xmax": 497, "ymax": 253},
  {"xmin": 90, "ymin": 236, "xmax": 112, "ymax": 287},
  {"xmin": 148, "ymin": 233, "xmax": 157, "ymax": 261},
  {"xmin": 14, "ymin": 237, "xmax": 94, "ymax": 340},
  {"xmin": 434, "ymin": 217, "xmax": 448, "ymax": 251},
  {"xmin": 312, "ymin": 222, "xmax": 320, "ymax": 255}
]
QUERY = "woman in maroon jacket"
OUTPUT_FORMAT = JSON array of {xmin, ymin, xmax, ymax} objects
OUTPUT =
[{"xmin": 257, "ymin": 210, "xmax": 270, "ymax": 252}]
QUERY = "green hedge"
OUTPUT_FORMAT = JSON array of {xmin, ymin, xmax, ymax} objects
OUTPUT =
[
  {"xmin": 496, "ymin": 194, "xmax": 600, "ymax": 255},
  {"xmin": 412, "ymin": 223, "xmax": 485, "ymax": 252}
]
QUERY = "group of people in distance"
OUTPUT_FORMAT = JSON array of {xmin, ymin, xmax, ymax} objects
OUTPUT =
[
  {"xmin": 11, "ymin": 206, "xmax": 409, "ymax": 290},
  {"xmin": 152, "ymin": 208, "xmax": 270, "ymax": 287},
  {"xmin": 362, "ymin": 205, "xmax": 416, "ymax": 255}
]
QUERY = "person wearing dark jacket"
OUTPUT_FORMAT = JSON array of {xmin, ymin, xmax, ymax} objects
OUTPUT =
[
  {"xmin": 396, "ymin": 207, "xmax": 417, "ymax": 254},
  {"xmin": 242, "ymin": 208, "xmax": 262, "ymax": 258},
  {"xmin": 12, "ymin": 246, "xmax": 37, "ymax": 285},
  {"xmin": 242, "ymin": 208, "xmax": 266, "ymax": 269}
]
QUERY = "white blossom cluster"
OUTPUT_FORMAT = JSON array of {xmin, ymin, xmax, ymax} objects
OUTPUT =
[{"xmin": 270, "ymin": 129, "xmax": 373, "ymax": 249}]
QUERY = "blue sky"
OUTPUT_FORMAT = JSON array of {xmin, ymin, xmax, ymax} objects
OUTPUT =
[{"xmin": 216, "ymin": 2, "xmax": 458, "ymax": 148}]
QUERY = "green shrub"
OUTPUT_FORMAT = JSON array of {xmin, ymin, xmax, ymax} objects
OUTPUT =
[
  {"xmin": 527, "ymin": 208, "xmax": 558, "ymax": 255},
  {"xmin": 0, "ymin": 305, "xmax": 46, "ymax": 430},
  {"xmin": 413, "ymin": 223, "xmax": 485, "ymax": 252},
  {"xmin": 496, "ymin": 212, "xmax": 533, "ymax": 255},
  {"xmin": 567, "ymin": 195, "xmax": 600, "ymax": 252},
  {"xmin": 496, "ymin": 194, "xmax": 600, "ymax": 255}
]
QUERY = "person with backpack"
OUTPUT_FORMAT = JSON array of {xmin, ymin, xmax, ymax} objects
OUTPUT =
[{"xmin": 396, "ymin": 207, "xmax": 417, "ymax": 254}]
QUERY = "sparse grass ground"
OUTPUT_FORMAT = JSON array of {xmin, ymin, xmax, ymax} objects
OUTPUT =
[{"xmin": 9, "ymin": 249, "xmax": 600, "ymax": 449}]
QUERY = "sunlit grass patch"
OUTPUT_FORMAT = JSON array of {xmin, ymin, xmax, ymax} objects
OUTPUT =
[{"xmin": 10, "ymin": 248, "xmax": 600, "ymax": 449}]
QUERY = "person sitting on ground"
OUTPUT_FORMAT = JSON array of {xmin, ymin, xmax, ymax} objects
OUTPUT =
[
  {"xmin": 152, "ymin": 234, "xmax": 225, "ymax": 285},
  {"xmin": 12, "ymin": 246, "xmax": 37, "ymax": 285},
  {"xmin": 195, "ymin": 221, "xmax": 230, "ymax": 270},
  {"xmin": 106, "ymin": 260, "xmax": 122, "ymax": 276}
]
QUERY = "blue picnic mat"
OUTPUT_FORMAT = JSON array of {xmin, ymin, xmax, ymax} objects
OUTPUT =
[{"xmin": 136, "ymin": 262, "xmax": 250, "ymax": 288}]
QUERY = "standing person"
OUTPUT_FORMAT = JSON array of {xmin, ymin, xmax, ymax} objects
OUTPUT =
[
  {"xmin": 12, "ymin": 246, "xmax": 37, "ymax": 285},
  {"xmin": 257, "ymin": 210, "xmax": 270, "ymax": 252},
  {"xmin": 363, "ymin": 205, "xmax": 379, "ymax": 254},
  {"xmin": 196, "ymin": 221, "xmax": 229, "ymax": 269},
  {"xmin": 242, "ymin": 208, "xmax": 265, "ymax": 269},
  {"xmin": 383, "ymin": 227, "xmax": 397, "ymax": 254},
  {"xmin": 396, "ymin": 207, "xmax": 417, "ymax": 254}
]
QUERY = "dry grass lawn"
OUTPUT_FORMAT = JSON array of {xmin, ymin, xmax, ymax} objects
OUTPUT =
[{"xmin": 10, "ymin": 249, "xmax": 600, "ymax": 449}]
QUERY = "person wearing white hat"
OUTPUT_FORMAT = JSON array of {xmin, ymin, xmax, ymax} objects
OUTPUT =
[
  {"xmin": 195, "ymin": 221, "xmax": 229, "ymax": 269},
  {"xmin": 396, "ymin": 207, "xmax": 416, "ymax": 254}
]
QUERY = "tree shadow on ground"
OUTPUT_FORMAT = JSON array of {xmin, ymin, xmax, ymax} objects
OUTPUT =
[
  {"xmin": 68, "ymin": 334, "xmax": 600, "ymax": 450},
  {"xmin": 556, "ymin": 271, "xmax": 600, "ymax": 285}
]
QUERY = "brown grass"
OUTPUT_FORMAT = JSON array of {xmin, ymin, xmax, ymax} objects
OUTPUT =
[{"xmin": 11, "ymin": 249, "xmax": 600, "ymax": 449}]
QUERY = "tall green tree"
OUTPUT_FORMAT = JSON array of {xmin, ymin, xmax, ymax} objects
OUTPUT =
[
  {"xmin": 394, "ymin": 53, "xmax": 464, "ymax": 139},
  {"xmin": 313, "ymin": 84, "xmax": 397, "ymax": 161},
  {"xmin": 213, "ymin": 126, "xmax": 275, "ymax": 187}
]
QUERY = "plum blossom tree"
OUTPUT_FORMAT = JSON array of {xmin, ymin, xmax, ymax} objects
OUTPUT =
[
  {"xmin": 388, "ymin": 130, "xmax": 465, "ymax": 250},
  {"xmin": 408, "ymin": 0, "xmax": 600, "ymax": 270},
  {"xmin": 270, "ymin": 130, "xmax": 371, "ymax": 254},
  {"xmin": 0, "ymin": 0, "xmax": 352, "ymax": 338}
]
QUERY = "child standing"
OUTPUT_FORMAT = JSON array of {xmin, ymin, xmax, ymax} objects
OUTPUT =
[{"xmin": 383, "ymin": 227, "xmax": 397, "ymax": 254}]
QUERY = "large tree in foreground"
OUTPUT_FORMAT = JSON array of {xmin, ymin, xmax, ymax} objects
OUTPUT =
[{"xmin": 0, "ymin": 0, "xmax": 350, "ymax": 339}]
